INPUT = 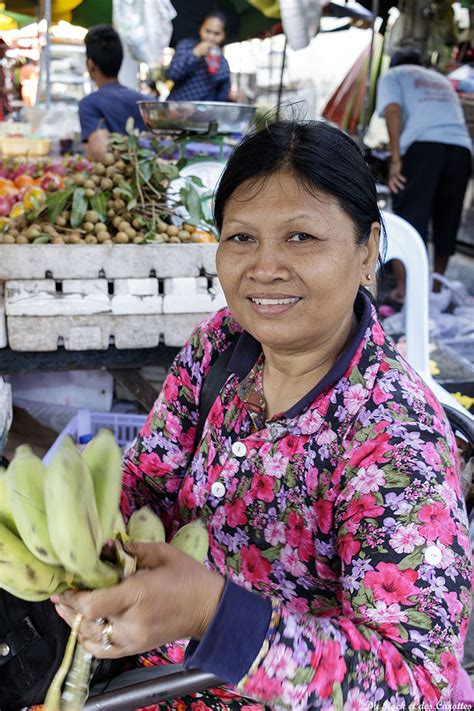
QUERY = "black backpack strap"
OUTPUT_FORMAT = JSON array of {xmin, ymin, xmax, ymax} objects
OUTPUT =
[{"xmin": 195, "ymin": 336, "xmax": 239, "ymax": 446}]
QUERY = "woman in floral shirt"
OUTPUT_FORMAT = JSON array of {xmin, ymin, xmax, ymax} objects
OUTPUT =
[{"xmin": 58, "ymin": 121, "xmax": 472, "ymax": 710}]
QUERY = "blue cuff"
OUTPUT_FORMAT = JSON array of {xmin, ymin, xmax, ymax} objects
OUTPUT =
[{"xmin": 184, "ymin": 579, "xmax": 272, "ymax": 684}]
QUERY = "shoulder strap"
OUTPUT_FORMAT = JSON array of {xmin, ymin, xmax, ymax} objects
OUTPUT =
[{"xmin": 195, "ymin": 336, "xmax": 239, "ymax": 446}]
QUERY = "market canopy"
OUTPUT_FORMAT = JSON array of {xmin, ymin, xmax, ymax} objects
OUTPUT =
[{"xmin": 4, "ymin": 0, "xmax": 276, "ymax": 42}]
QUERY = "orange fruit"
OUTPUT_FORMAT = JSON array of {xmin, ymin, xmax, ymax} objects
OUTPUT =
[
  {"xmin": 190, "ymin": 230, "xmax": 217, "ymax": 243},
  {"xmin": 14, "ymin": 174, "xmax": 35, "ymax": 189}
]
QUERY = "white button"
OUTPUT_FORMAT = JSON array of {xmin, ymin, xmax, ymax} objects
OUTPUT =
[
  {"xmin": 231, "ymin": 441, "xmax": 247, "ymax": 457},
  {"xmin": 424, "ymin": 545, "xmax": 442, "ymax": 566},
  {"xmin": 211, "ymin": 481, "xmax": 226, "ymax": 498}
]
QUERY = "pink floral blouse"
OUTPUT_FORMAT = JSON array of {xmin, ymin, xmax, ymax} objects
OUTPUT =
[{"xmin": 121, "ymin": 293, "xmax": 472, "ymax": 709}]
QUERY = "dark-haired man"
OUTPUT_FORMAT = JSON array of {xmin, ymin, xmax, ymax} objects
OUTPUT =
[
  {"xmin": 79, "ymin": 25, "xmax": 147, "ymax": 161},
  {"xmin": 376, "ymin": 47, "xmax": 471, "ymax": 297}
]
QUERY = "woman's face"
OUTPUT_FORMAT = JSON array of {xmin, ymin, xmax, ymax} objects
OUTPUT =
[
  {"xmin": 216, "ymin": 169, "xmax": 380, "ymax": 355},
  {"xmin": 199, "ymin": 17, "xmax": 225, "ymax": 46}
]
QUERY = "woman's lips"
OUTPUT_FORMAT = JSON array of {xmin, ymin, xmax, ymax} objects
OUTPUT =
[{"xmin": 247, "ymin": 296, "xmax": 302, "ymax": 316}]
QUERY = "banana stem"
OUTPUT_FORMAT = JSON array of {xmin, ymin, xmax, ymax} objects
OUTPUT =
[
  {"xmin": 61, "ymin": 642, "xmax": 94, "ymax": 710},
  {"xmin": 43, "ymin": 613, "xmax": 83, "ymax": 711}
]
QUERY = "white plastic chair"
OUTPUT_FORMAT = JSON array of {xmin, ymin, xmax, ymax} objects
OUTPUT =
[{"xmin": 380, "ymin": 211, "xmax": 470, "ymax": 416}]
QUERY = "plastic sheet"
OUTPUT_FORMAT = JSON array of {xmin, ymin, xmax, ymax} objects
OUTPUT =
[{"xmin": 113, "ymin": 0, "xmax": 176, "ymax": 66}]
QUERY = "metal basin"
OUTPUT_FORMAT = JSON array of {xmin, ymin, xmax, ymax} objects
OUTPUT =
[{"xmin": 138, "ymin": 100, "xmax": 256, "ymax": 135}]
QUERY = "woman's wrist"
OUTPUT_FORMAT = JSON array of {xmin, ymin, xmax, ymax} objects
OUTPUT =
[{"xmin": 192, "ymin": 572, "xmax": 225, "ymax": 640}]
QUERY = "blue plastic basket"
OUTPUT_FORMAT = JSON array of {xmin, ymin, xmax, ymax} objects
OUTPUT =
[{"xmin": 43, "ymin": 410, "xmax": 147, "ymax": 465}]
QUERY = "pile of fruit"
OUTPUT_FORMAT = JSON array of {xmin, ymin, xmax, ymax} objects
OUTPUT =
[
  {"xmin": 0, "ymin": 430, "xmax": 209, "ymax": 709},
  {"xmin": 0, "ymin": 132, "xmax": 217, "ymax": 245}
]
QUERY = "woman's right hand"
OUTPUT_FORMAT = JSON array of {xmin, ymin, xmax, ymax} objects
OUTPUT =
[{"xmin": 193, "ymin": 41, "xmax": 213, "ymax": 58}]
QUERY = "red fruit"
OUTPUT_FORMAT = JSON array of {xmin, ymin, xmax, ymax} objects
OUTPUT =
[{"xmin": 40, "ymin": 173, "xmax": 64, "ymax": 191}]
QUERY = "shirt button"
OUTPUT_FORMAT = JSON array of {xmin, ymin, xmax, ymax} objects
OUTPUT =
[
  {"xmin": 424, "ymin": 545, "xmax": 442, "ymax": 566},
  {"xmin": 231, "ymin": 441, "xmax": 247, "ymax": 457},
  {"xmin": 211, "ymin": 481, "xmax": 226, "ymax": 498}
]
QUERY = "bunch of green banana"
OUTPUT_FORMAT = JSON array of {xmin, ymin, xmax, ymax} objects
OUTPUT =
[
  {"xmin": 44, "ymin": 436, "xmax": 120, "ymax": 589},
  {"xmin": 127, "ymin": 507, "xmax": 209, "ymax": 564}
]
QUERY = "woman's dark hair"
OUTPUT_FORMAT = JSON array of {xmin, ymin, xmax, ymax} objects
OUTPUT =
[
  {"xmin": 85, "ymin": 25, "xmax": 123, "ymax": 78},
  {"xmin": 214, "ymin": 120, "xmax": 383, "ymax": 251},
  {"xmin": 202, "ymin": 9, "xmax": 227, "ymax": 29}
]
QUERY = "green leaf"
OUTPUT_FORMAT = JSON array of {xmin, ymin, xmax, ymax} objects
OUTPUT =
[
  {"xmin": 348, "ymin": 366, "xmax": 366, "ymax": 386},
  {"xmin": 70, "ymin": 188, "xmax": 88, "ymax": 228},
  {"xmin": 33, "ymin": 234, "xmax": 52, "ymax": 244},
  {"xmin": 406, "ymin": 609, "xmax": 432, "ymax": 629},
  {"xmin": 127, "ymin": 198, "xmax": 137, "ymax": 211},
  {"xmin": 139, "ymin": 160, "xmax": 153, "ymax": 183},
  {"xmin": 187, "ymin": 175, "xmax": 205, "ymax": 188},
  {"xmin": 332, "ymin": 682, "xmax": 344, "ymax": 711},
  {"xmin": 291, "ymin": 667, "xmax": 314, "ymax": 686},
  {"xmin": 180, "ymin": 183, "xmax": 204, "ymax": 226},
  {"xmin": 261, "ymin": 545, "xmax": 282, "ymax": 562},
  {"xmin": 385, "ymin": 357, "xmax": 406, "ymax": 373},
  {"xmin": 90, "ymin": 193, "xmax": 107, "ymax": 222},
  {"xmin": 398, "ymin": 547, "xmax": 424, "ymax": 570},
  {"xmin": 46, "ymin": 188, "xmax": 73, "ymax": 223},
  {"xmin": 384, "ymin": 470, "xmax": 411, "ymax": 488}
]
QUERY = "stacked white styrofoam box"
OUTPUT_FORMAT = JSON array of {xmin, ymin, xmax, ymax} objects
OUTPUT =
[{"xmin": 0, "ymin": 244, "xmax": 227, "ymax": 351}]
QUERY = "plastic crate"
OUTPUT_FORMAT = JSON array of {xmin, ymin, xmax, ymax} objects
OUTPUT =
[
  {"xmin": 43, "ymin": 409, "xmax": 147, "ymax": 465},
  {"xmin": 0, "ymin": 136, "xmax": 51, "ymax": 156}
]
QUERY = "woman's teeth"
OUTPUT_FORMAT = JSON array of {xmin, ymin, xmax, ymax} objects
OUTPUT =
[{"xmin": 250, "ymin": 297, "xmax": 300, "ymax": 305}]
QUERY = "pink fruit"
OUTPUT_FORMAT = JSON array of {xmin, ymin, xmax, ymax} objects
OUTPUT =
[{"xmin": 0, "ymin": 196, "xmax": 11, "ymax": 215}]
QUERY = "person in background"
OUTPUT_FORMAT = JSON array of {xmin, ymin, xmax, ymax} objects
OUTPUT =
[
  {"xmin": 376, "ymin": 47, "xmax": 471, "ymax": 301},
  {"xmin": 55, "ymin": 121, "xmax": 471, "ymax": 710},
  {"xmin": 167, "ymin": 11, "xmax": 231, "ymax": 102},
  {"xmin": 79, "ymin": 25, "xmax": 147, "ymax": 161}
]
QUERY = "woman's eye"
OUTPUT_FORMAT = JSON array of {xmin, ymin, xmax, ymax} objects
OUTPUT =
[
  {"xmin": 228, "ymin": 233, "xmax": 253, "ymax": 243},
  {"xmin": 288, "ymin": 232, "xmax": 315, "ymax": 242}
]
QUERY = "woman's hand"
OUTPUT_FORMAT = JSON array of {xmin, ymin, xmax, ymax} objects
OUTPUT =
[
  {"xmin": 193, "ymin": 41, "xmax": 213, "ymax": 58},
  {"xmin": 53, "ymin": 543, "xmax": 225, "ymax": 659}
]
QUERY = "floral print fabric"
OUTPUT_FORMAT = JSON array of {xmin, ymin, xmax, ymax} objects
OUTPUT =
[{"xmin": 121, "ymin": 302, "xmax": 472, "ymax": 710}]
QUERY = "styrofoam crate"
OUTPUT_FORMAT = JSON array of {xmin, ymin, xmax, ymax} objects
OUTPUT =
[
  {"xmin": 163, "ymin": 277, "xmax": 226, "ymax": 314},
  {"xmin": 5, "ymin": 279, "xmax": 111, "ymax": 316},
  {"xmin": 43, "ymin": 409, "xmax": 147, "ymax": 464},
  {"xmin": 0, "ymin": 244, "xmax": 218, "ymax": 280},
  {"xmin": 7, "ymin": 312, "xmax": 209, "ymax": 351}
]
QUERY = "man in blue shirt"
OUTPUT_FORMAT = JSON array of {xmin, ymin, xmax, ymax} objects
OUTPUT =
[
  {"xmin": 167, "ymin": 12, "xmax": 231, "ymax": 102},
  {"xmin": 79, "ymin": 25, "xmax": 147, "ymax": 161}
]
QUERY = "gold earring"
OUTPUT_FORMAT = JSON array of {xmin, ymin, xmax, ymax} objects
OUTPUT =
[{"xmin": 366, "ymin": 274, "xmax": 372, "ymax": 281}]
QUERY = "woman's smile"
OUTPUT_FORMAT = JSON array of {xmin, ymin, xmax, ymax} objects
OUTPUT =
[{"xmin": 247, "ymin": 293, "xmax": 302, "ymax": 316}]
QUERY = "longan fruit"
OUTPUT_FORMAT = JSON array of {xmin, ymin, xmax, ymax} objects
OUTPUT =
[
  {"xmin": 178, "ymin": 230, "xmax": 191, "ymax": 241},
  {"xmin": 167, "ymin": 225, "xmax": 179, "ymax": 237},
  {"xmin": 168, "ymin": 235, "xmax": 181, "ymax": 243},
  {"xmin": 55, "ymin": 215, "xmax": 67, "ymax": 227},
  {"xmin": 118, "ymin": 221, "xmax": 130, "ymax": 232},
  {"xmin": 85, "ymin": 210, "xmax": 99, "ymax": 223},
  {"xmin": 114, "ymin": 198, "xmax": 125, "ymax": 210},
  {"xmin": 83, "ymin": 222, "xmax": 95, "ymax": 233},
  {"xmin": 85, "ymin": 234, "xmax": 98, "ymax": 244},
  {"xmin": 3, "ymin": 234, "xmax": 16, "ymax": 243},
  {"xmin": 103, "ymin": 152, "xmax": 115, "ymax": 166},
  {"xmin": 84, "ymin": 188, "xmax": 95, "ymax": 199},
  {"xmin": 114, "ymin": 231, "xmax": 129, "ymax": 243},
  {"xmin": 94, "ymin": 163, "xmax": 106, "ymax": 176},
  {"xmin": 125, "ymin": 227, "xmax": 136, "ymax": 239},
  {"xmin": 83, "ymin": 179, "xmax": 95, "ymax": 189},
  {"xmin": 94, "ymin": 223, "xmax": 107, "ymax": 234},
  {"xmin": 16, "ymin": 235, "xmax": 29, "ymax": 244},
  {"xmin": 51, "ymin": 236, "xmax": 65, "ymax": 244}
]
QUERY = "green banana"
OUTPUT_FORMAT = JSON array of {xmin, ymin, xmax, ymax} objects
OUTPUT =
[
  {"xmin": 127, "ymin": 506, "xmax": 166, "ymax": 543},
  {"xmin": 170, "ymin": 519, "xmax": 209, "ymax": 564},
  {"xmin": 82, "ymin": 429, "xmax": 123, "ymax": 544},
  {"xmin": 6, "ymin": 445, "xmax": 61, "ymax": 565},
  {"xmin": 0, "ymin": 521, "xmax": 67, "ymax": 601},
  {"xmin": 44, "ymin": 437, "xmax": 119, "ymax": 589},
  {"xmin": 0, "ymin": 467, "xmax": 19, "ymax": 536}
]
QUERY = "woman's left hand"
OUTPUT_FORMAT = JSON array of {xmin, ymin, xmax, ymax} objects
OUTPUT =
[{"xmin": 53, "ymin": 543, "xmax": 225, "ymax": 659}]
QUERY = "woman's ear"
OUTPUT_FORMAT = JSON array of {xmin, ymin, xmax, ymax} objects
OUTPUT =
[{"xmin": 361, "ymin": 221, "xmax": 380, "ymax": 284}]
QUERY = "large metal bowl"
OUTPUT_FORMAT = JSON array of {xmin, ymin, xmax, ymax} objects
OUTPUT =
[{"xmin": 138, "ymin": 100, "xmax": 256, "ymax": 135}]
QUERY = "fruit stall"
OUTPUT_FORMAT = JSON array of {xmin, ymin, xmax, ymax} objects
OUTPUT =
[{"xmin": 0, "ymin": 103, "xmax": 257, "ymax": 364}]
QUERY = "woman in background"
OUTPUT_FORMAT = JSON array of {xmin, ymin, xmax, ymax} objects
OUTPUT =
[{"xmin": 167, "ymin": 11, "xmax": 231, "ymax": 103}]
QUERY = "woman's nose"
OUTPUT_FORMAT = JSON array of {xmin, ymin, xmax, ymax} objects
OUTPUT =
[{"xmin": 247, "ymin": 243, "xmax": 291, "ymax": 282}]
